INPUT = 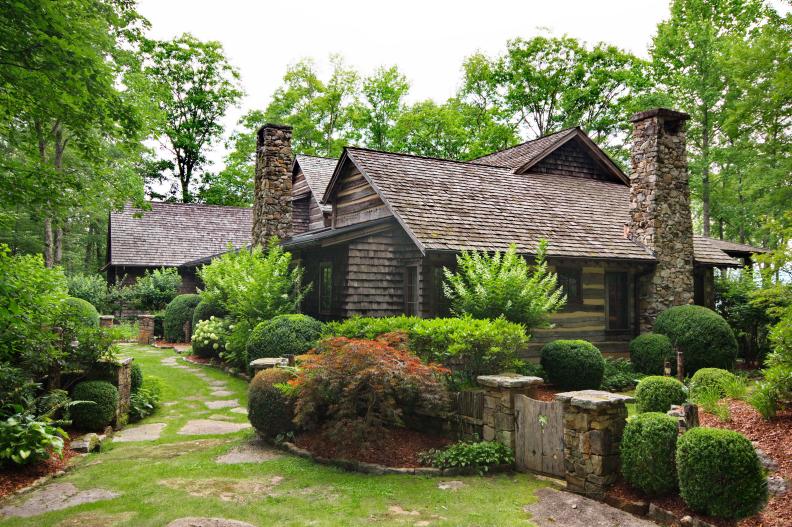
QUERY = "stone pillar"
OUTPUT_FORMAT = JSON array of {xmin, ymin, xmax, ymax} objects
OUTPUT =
[
  {"xmin": 629, "ymin": 108, "xmax": 695, "ymax": 331},
  {"xmin": 555, "ymin": 390, "xmax": 634, "ymax": 499},
  {"xmin": 137, "ymin": 314, "xmax": 154, "ymax": 345},
  {"xmin": 477, "ymin": 374, "xmax": 543, "ymax": 450},
  {"xmin": 99, "ymin": 315, "xmax": 114, "ymax": 329},
  {"xmin": 252, "ymin": 124, "xmax": 293, "ymax": 246},
  {"xmin": 115, "ymin": 357, "xmax": 133, "ymax": 427}
]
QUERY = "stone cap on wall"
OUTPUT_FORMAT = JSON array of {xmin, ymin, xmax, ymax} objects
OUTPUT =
[
  {"xmin": 554, "ymin": 390, "xmax": 634, "ymax": 410},
  {"xmin": 630, "ymin": 107, "xmax": 690, "ymax": 123},
  {"xmin": 476, "ymin": 373, "xmax": 543, "ymax": 389}
]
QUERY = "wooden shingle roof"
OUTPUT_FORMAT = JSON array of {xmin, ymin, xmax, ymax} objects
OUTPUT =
[
  {"xmin": 474, "ymin": 128, "xmax": 578, "ymax": 169},
  {"xmin": 294, "ymin": 155, "xmax": 336, "ymax": 208},
  {"xmin": 108, "ymin": 202, "xmax": 252, "ymax": 267}
]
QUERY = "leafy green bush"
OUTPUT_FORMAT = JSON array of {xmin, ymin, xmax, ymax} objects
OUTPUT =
[
  {"xmin": 0, "ymin": 364, "xmax": 37, "ymax": 415},
  {"xmin": 0, "ymin": 413, "xmax": 67, "ymax": 466},
  {"xmin": 192, "ymin": 297, "xmax": 227, "ymax": 328},
  {"xmin": 130, "ymin": 363, "xmax": 143, "ymax": 394},
  {"xmin": 67, "ymin": 273, "xmax": 108, "ymax": 313},
  {"xmin": 325, "ymin": 315, "xmax": 420, "ymax": 339},
  {"xmin": 620, "ymin": 412, "xmax": 678, "ymax": 496},
  {"xmin": 601, "ymin": 358, "xmax": 643, "ymax": 391},
  {"xmin": 540, "ymin": 340, "xmax": 605, "ymax": 390},
  {"xmin": 132, "ymin": 267, "xmax": 181, "ymax": 311},
  {"xmin": 163, "ymin": 294, "xmax": 201, "ymax": 342},
  {"xmin": 629, "ymin": 333, "xmax": 673, "ymax": 375},
  {"xmin": 129, "ymin": 377, "xmax": 162, "ymax": 422},
  {"xmin": 654, "ymin": 305, "xmax": 738, "ymax": 374},
  {"xmin": 689, "ymin": 368, "xmax": 737, "ymax": 400},
  {"xmin": 409, "ymin": 317, "xmax": 528, "ymax": 382},
  {"xmin": 191, "ymin": 317, "xmax": 231, "ymax": 359},
  {"xmin": 35, "ymin": 389, "xmax": 70, "ymax": 420},
  {"xmin": 70, "ymin": 381, "xmax": 118, "ymax": 431},
  {"xmin": 443, "ymin": 241, "xmax": 565, "ymax": 330},
  {"xmin": 635, "ymin": 376, "xmax": 687, "ymax": 413},
  {"xmin": 57, "ymin": 297, "xmax": 100, "ymax": 329},
  {"xmin": 749, "ymin": 304, "xmax": 792, "ymax": 419},
  {"xmin": 715, "ymin": 272, "xmax": 774, "ymax": 366},
  {"xmin": 676, "ymin": 427, "xmax": 767, "ymax": 519},
  {"xmin": 419, "ymin": 441, "xmax": 514, "ymax": 474},
  {"xmin": 248, "ymin": 368, "xmax": 295, "ymax": 440},
  {"xmin": 247, "ymin": 314, "xmax": 323, "ymax": 361}
]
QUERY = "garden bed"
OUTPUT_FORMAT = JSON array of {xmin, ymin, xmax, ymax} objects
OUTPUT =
[
  {"xmin": 0, "ymin": 438, "xmax": 78, "ymax": 500},
  {"xmin": 294, "ymin": 427, "xmax": 451, "ymax": 468}
]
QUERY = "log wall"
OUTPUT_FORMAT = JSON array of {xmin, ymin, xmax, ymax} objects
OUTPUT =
[{"xmin": 332, "ymin": 167, "xmax": 391, "ymax": 228}]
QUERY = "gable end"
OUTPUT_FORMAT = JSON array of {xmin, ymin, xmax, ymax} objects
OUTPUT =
[{"xmin": 530, "ymin": 138, "xmax": 616, "ymax": 182}]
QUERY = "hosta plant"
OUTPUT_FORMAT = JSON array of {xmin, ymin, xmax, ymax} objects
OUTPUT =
[
  {"xmin": 0, "ymin": 411, "xmax": 67, "ymax": 466},
  {"xmin": 419, "ymin": 441, "xmax": 514, "ymax": 474}
]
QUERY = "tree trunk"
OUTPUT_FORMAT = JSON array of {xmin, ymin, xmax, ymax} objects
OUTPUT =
[
  {"xmin": 44, "ymin": 218, "xmax": 54, "ymax": 267},
  {"xmin": 35, "ymin": 120, "xmax": 55, "ymax": 267},
  {"xmin": 701, "ymin": 110, "xmax": 711, "ymax": 237},
  {"xmin": 53, "ymin": 124, "xmax": 66, "ymax": 266}
]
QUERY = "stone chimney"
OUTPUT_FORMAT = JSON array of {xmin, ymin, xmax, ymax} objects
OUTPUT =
[
  {"xmin": 252, "ymin": 124, "xmax": 293, "ymax": 245},
  {"xmin": 629, "ymin": 108, "xmax": 695, "ymax": 331}
]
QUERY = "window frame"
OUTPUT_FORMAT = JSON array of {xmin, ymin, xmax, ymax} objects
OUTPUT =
[
  {"xmin": 318, "ymin": 261, "xmax": 333, "ymax": 315},
  {"xmin": 556, "ymin": 266, "xmax": 583, "ymax": 306},
  {"xmin": 605, "ymin": 271, "xmax": 629, "ymax": 331}
]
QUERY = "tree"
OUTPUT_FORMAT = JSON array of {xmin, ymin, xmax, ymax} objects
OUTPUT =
[
  {"xmin": 353, "ymin": 66, "xmax": 410, "ymax": 150},
  {"xmin": 143, "ymin": 33, "xmax": 242, "ymax": 202},
  {"xmin": 651, "ymin": 0, "xmax": 765, "ymax": 237}
]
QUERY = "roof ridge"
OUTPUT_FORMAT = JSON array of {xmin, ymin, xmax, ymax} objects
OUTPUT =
[
  {"xmin": 472, "ymin": 126, "xmax": 580, "ymax": 162},
  {"xmin": 296, "ymin": 153, "xmax": 338, "ymax": 161},
  {"xmin": 344, "ymin": 146, "xmax": 512, "ymax": 169},
  {"xmin": 134, "ymin": 201, "xmax": 252, "ymax": 211}
]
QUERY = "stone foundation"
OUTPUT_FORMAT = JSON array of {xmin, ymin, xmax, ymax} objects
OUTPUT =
[
  {"xmin": 477, "ymin": 374, "xmax": 543, "ymax": 450},
  {"xmin": 137, "ymin": 314, "xmax": 154, "ymax": 345},
  {"xmin": 555, "ymin": 390, "xmax": 633, "ymax": 499}
]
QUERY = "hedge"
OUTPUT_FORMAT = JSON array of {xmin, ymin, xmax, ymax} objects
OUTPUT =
[
  {"xmin": 635, "ymin": 376, "xmax": 687, "ymax": 413},
  {"xmin": 246, "ymin": 314, "xmax": 324, "ymax": 361},
  {"xmin": 676, "ymin": 427, "xmax": 767, "ymax": 519},
  {"xmin": 192, "ymin": 297, "xmax": 227, "ymax": 328},
  {"xmin": 540, "ymin": 340, "xmax": 605, "ymax": 390},
  {"xmin": 248, "ymin": 368, "xmax": 295, "ymax": 439},
  {"xmin": 163, "ymin": 294, "xmax": 201, "ymax": 342},
  {"xmin": 130, "ymin": 363, "xmax": 143, "ymax": 394},
  {"xmin": 629, "ymin": 333, "xmax": 673, "ymax": 375},
  {"xmin": 689, "ymin": 368, "xmax": 737, "ymax": 400},
  {"xmin": 654, "ymin": 305, "xmax": 738, "ymax": 374},
  {"xmin": 70, "ymin": 380, "xmax": 118, "ymax": 431},
  {"xmin": 620, "ymin": 412, "xmax": 678, "ymax": 496},
  {"xmin": 58, "ymin": 297, "xmax": 100, "ymax": 329}
]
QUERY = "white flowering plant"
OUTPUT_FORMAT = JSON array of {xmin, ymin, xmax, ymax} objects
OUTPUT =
[{"xmin": 191, "ymin": 316, "xmax": 231, "ymax": 358}]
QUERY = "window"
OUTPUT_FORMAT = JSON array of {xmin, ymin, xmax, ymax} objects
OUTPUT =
[
  {"xmin": 606, "ymin": 272, "xmax": 629, "ymax": 330},
  {"xmin": 557, "ymin": 267, "xmax": 582, "ymax": 305},
  {"xmin": 432, "ymin": 266, "xmax": 450, "ymax": 316},
  {"xmin": 404, "ymin": 266, "xmax": 419, "ymax": 316},
  {"xmin": 319, "ymin": 262, "xmax": 332, "ymax": 315}
]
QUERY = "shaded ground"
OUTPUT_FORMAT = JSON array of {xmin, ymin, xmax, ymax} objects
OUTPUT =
[
  {"xmin": 0, "ymin": 344, "xmax": 555, "ymax": 526},
  {"xmin": 524, "ymin": 487, "xmax": 656, "ymax": 527}
]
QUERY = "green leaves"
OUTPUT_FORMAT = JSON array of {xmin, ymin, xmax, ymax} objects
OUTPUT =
[
  {"xmin": 0, "ymin": 412, "xmax": 66, "ymax": 467},
  {"xmin": 443, "ymin": 241, "xmax": 565, "ymax": 331}
]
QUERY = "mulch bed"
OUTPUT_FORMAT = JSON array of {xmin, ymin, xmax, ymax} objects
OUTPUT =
[
  {"xmin": 295, "ymin": 427, "xmax": 452, "ymax": 468},
  {"xmin": 0, "ymin": 438, "xmax": 78, "ymax": 500},
  {"xmin": 530, "ymin": 384, "xmax": 562, "ymax": 402},
  {"xmin": 607, "ymin": 400, "xmax": 791, "ymax": 527},
  {"xmin": 184, "ymin": 354, "xmax": 215, "ymax": 365}
]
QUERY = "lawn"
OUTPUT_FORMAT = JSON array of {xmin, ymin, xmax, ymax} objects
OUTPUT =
[{"xmin": 0, "ymin": 344, "xmax": 549, "ymax": 527}]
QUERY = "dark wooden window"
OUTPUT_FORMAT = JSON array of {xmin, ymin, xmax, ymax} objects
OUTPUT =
[
  {"xmin": 319, "ymin": 262, "xmax": 332, "ymax": 315},
  {"xmin": 557, "ymin": 267, "xmax": 582, "ymax": 305},
  {"xmin": 432, "ymin": 266, "xmax": 450, "ymax": 316},
  {"xmin": 606, "ymin": 272, "xmax": 629, "ymax": 330},
  {"xmin": 404, "ymin": 266, "xmax": 419, "ymax": 316}
]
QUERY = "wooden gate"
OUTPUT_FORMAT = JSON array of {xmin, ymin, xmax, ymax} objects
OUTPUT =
[{"xmin": 514, "ymin": 394, "xmax": 564, "ymax": 477}]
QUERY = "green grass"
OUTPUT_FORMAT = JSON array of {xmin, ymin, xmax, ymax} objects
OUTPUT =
[{"xmin": 0, "ymin": 345, "xmax": 548, "ymax": 527}]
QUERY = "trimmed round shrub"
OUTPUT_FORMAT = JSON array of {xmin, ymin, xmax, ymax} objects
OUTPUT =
[
  {"xmin": 248, "ymin": 368, "xmax": 295, "ymax": 439},
  {"xmin": 635, "ymin": 376, "xmax": 687, "ymax": 413},
  {"xmin": 689, "ymin": 368, "xmax": 736, "ymax": 400},
  {"xmin": 246, "ymin": 314, "xmax": 324, "ymax": 361},
  {"xmin": 58, "ymin": 297, "xmax": 100, "ymax": 329},
  {"xmin": 192, "ymin": 297, "xmax": 227, "ymax": 328},
  {"xmin": 70, "ymin": 380, "xmax": 118, "ymax": 431},
  {"xmin": 191, "ymin": 317, "xmax": 230, "ymax": 359},
  {"xmin": 163, "ymin": 294, "xmax": 201, "ymax": 342},
  {"xmin": 620, "ymin": 412, "xmax": 678, "ymax": 496},
  {"xmin": 629, "ymin": 333, "xmax": 673, "ymax": 375},
  {"xmin": 130, "ymin": 363, "xmax": 143, "ymax": 394},
  {"xmin": 676, "ymin": 427, "xmax": 767, "ymax": 519},
  {"xmin": 540, "ymin": 340, "xmax": 605, "ymax": 390},
  {"xmin": 654, "ymin": 305, "xmax": 738, "ymax": 374}
]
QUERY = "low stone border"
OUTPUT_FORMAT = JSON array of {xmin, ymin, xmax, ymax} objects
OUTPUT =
[
  {"xmin": 181, "ymin": 355, "xmax": 251, "ymax": 382},
  {"xmin": 280, "ymin": 441, "xmax": 513, "ymax": 476},
  {"xmin": 605, "ymin": 494, "xmax": 718, "ymax": 527},
  {"xmin": 4, "ymin": 454, "xmax": 82, "ymax": 501}
]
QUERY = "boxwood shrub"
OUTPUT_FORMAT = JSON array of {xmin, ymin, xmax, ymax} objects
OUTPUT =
[
  {"xmin": 58, "ymin": 297, "xmax": 100, "ymax": 329},
  {"xmin": 540, "ymin": 340, "xmax": 605, "ymax": 390},
  {"xmin": 325, "ymin": 315, "xmax": 420, "ymax": 339},
  {"xmin": 70, "ymin": 380, "xmax": 118, "ymax": 431},
  {"xmin": 654, "ymin": 305, "xmax": 738, "ymax": 374},
  {"xmin": 247, "ymin": 314, "xmax": 324, "ymax": 361},
  {"xmin": 248, "ymin": 368, "xmax": 295, "ymax": 439},
  {"xmin": 163, "ymin": 294, "xmax": 201, "ymax": 342},
  {"xmin": 192, "ymin": 297, "xmax": 227, "ymax": 328},
  {"xmin": 629, "ymin": 332, "xmax": 673, "ymax": 375},
  {"xmin": 689, "ymin": 368, "xmax": 737, "ymax": 400},
  {"xmin": 635, "ymin": 376, "xmax": 687, "ymax": 413},
  {"xmin": 676, "ymin": 427, "xmax": 767, "ymax": 519},
  {"xmin": 620, "ymin": 412, "xmax": 678, "ymax": 496},
  {"xmin": 130, "ymin": 363, "xmax": 143, "ymax": 394}
]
